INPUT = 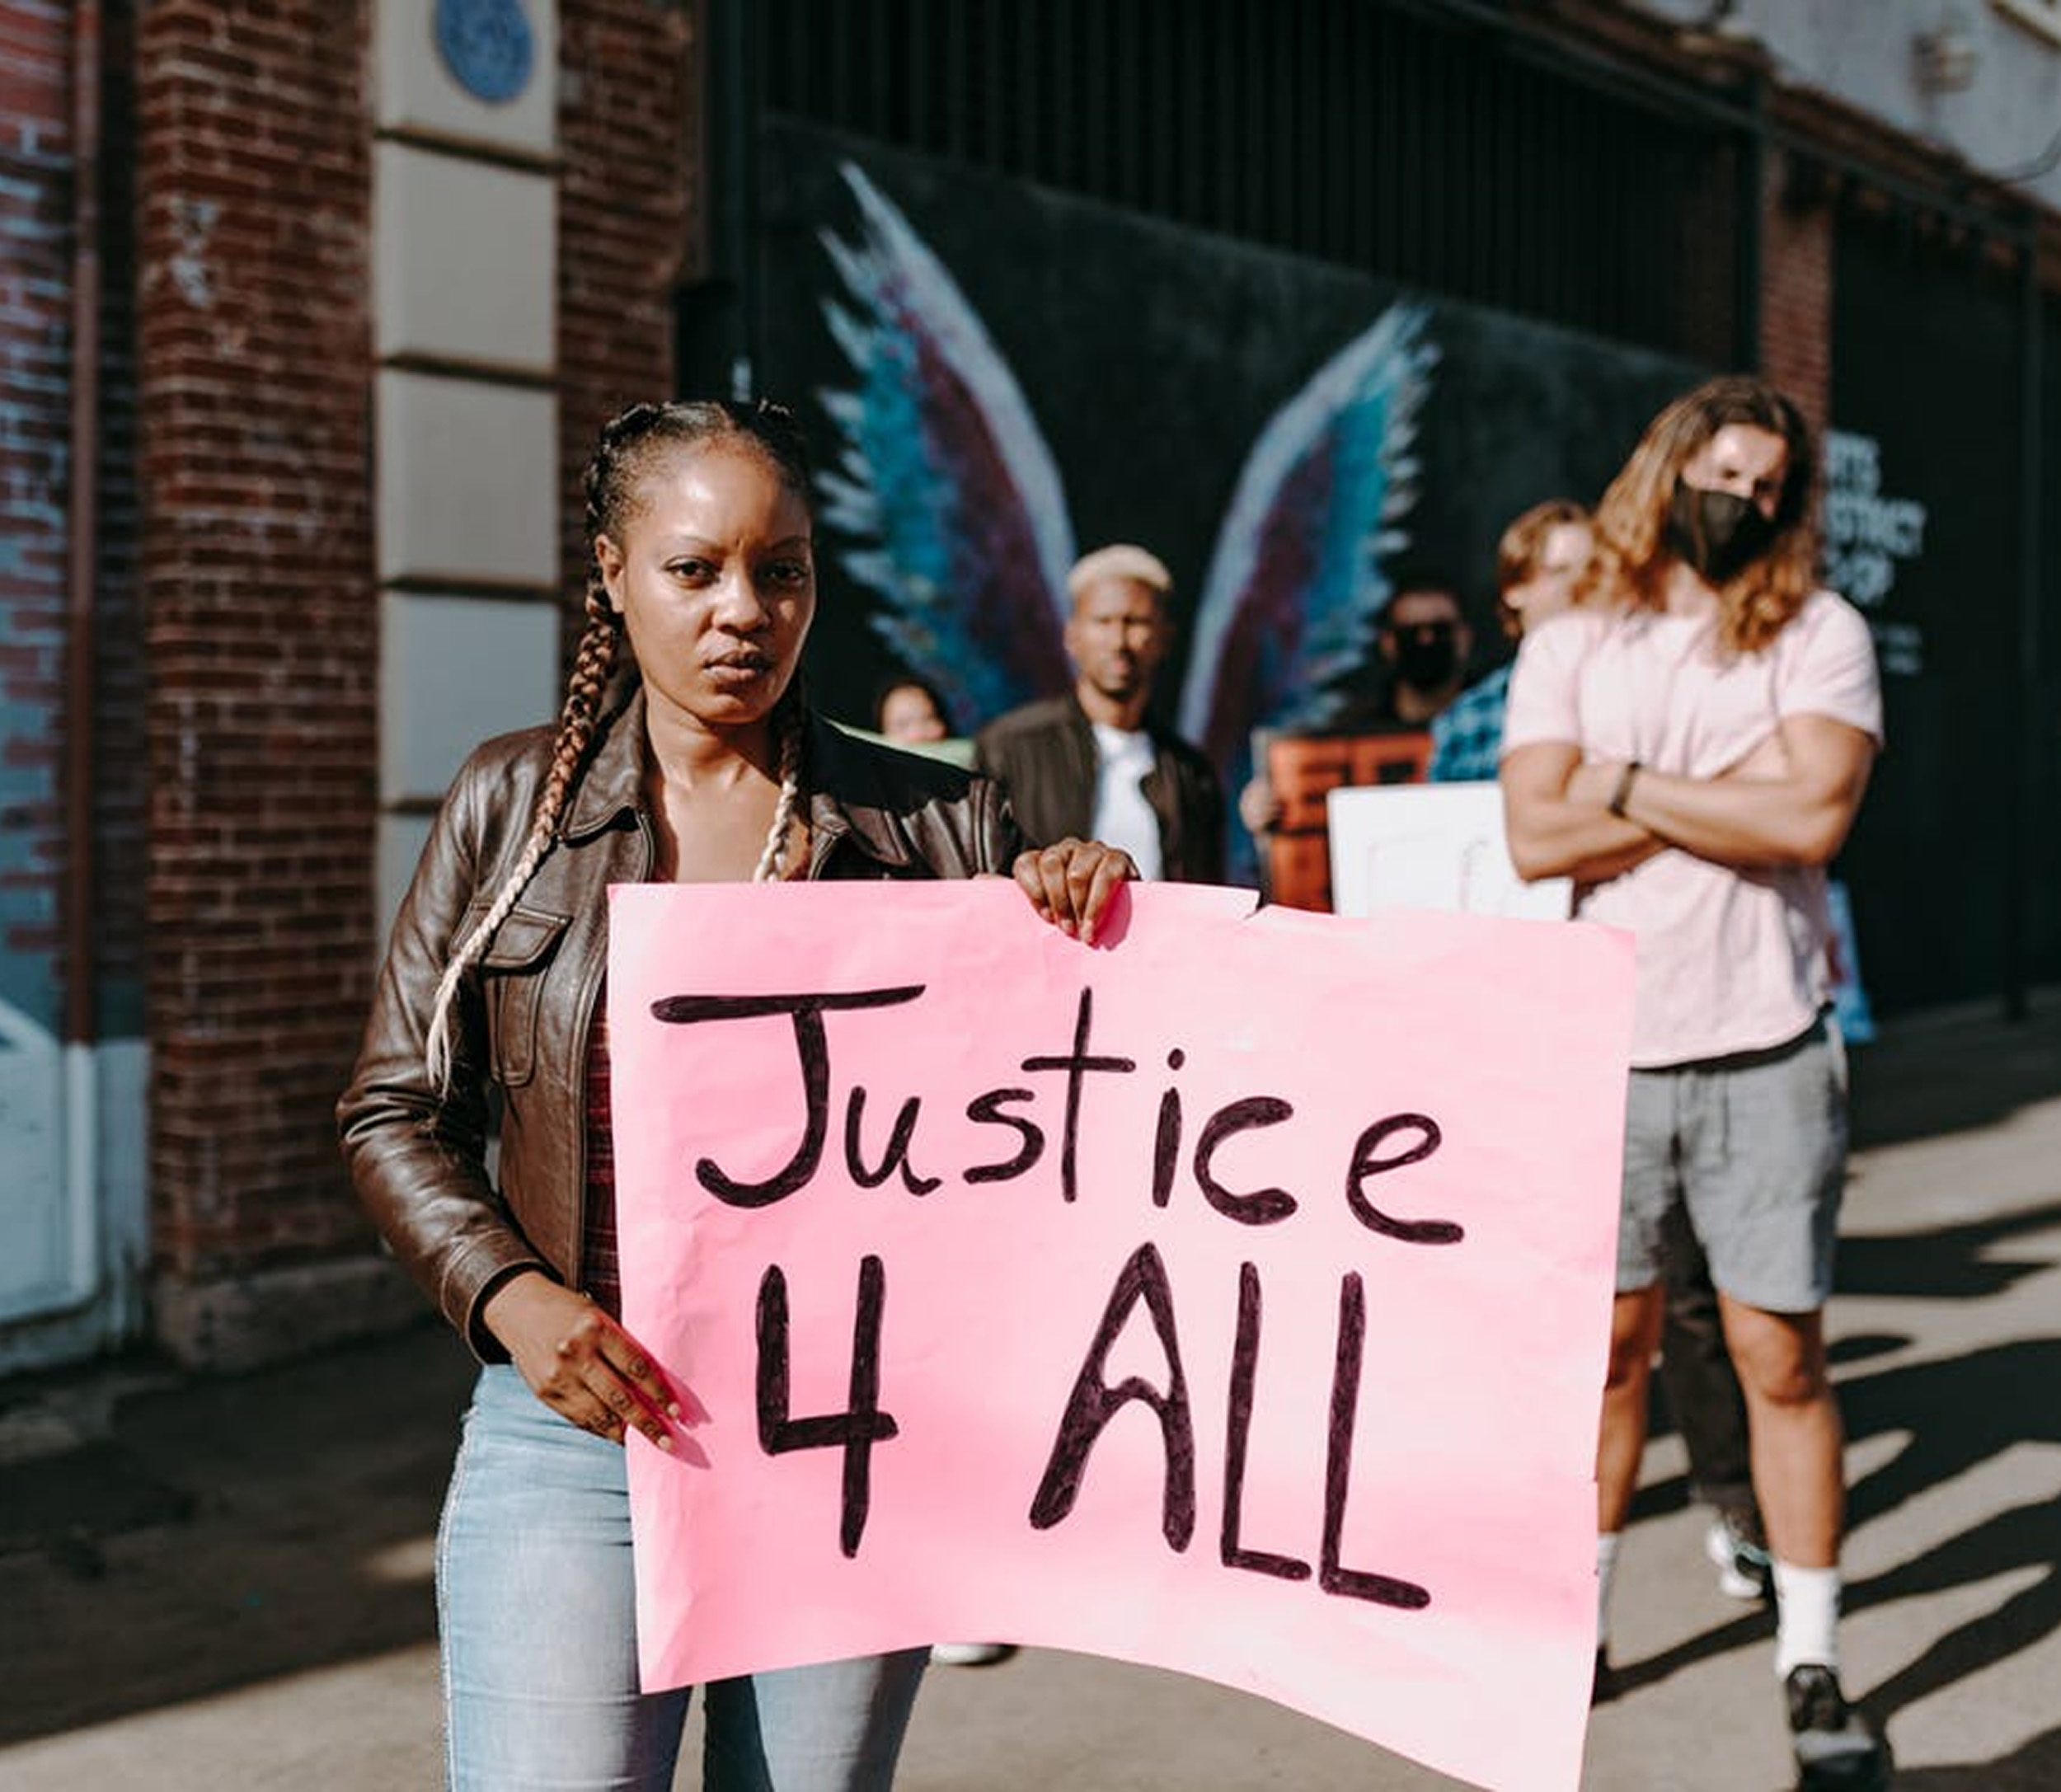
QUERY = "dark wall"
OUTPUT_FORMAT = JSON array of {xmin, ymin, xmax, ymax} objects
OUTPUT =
[
  {"xmin": 1829, "ymin": 217, "xmax": 2053, "ymax": 1014},
  {"xmin": 2038, "ymin": 289, "xmax": 2061, "ymax": 999},
  {"xmin": 755, "ymin": 0, "xmax": 1749, "ymax": 365},
  {"xmin": 755, "ymin": 123, "xmax": 1701, "ymax": 744}
]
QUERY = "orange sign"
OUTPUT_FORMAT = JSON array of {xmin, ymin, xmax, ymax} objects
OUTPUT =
[{"xmin": 1263, "ymin": 730, "xmax": 1434, "ymax": 911}]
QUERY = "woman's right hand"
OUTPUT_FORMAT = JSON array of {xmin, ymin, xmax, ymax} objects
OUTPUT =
[
  {"xmin": 482, "ymin": 1269, "xmax": 680, "ymax": 1450},
  {"xmin": 1011, "ymin": 837, "xmax": 1138, "ymax": 945}
]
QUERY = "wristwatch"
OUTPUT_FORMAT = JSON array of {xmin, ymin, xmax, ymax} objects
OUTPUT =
[{"xmin": 1608, "ymin": 761, "xmax": 1641, "ymax": 819}]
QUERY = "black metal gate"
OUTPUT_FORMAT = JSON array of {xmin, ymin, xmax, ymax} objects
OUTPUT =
[{"xmin": 688, "ymin": 0, "xmax": 1754, "ymax": 386}]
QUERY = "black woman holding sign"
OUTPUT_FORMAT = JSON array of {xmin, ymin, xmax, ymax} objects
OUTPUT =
[{"xmin": 338, "ymin": 399, "xmax": 1134, "ymax": 1792}]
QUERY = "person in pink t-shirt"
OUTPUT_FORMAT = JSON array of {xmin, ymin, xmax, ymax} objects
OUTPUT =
[{"xmin": 1501, "ymin": 378, "xmax": 1888, "ymax": 1790}]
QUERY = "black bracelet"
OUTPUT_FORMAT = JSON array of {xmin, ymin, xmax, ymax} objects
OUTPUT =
[{"xmin": 1608, "ymin": 760, "xmax": 1641, "ymax": 819}]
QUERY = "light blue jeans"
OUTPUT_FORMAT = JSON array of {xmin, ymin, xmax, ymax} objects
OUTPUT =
[{"xmin": 438, "ymin": 1365, "xmax": 928, "ymax": 1791}]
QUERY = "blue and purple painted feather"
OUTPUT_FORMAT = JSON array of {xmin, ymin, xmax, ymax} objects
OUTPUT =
[
  {"xmin": 1179, "ymin": 302, "xmax": 1439, "ymax": 772},
  {"xmin": 815, "ymin": 164, "xmax": 1075, "ymax": 729}
]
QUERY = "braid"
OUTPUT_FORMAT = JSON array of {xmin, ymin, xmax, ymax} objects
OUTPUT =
[
  {"xmin": 750, "ymin": 692, "xmax": 807, "ymax": 884},
  {"xmin": 424, "ymin": 581, "xmax": 622, "ymax": 1090}
]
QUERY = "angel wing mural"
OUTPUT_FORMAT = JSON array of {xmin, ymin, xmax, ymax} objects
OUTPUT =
[{"xmin": 815, "ymin": 160, "xmax": 1439, "ymax": 876}]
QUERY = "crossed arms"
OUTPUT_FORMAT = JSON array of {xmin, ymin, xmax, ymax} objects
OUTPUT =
[{"xmin": 1500, "ymin": 715, "xmax": 1877, "ymax": 885}]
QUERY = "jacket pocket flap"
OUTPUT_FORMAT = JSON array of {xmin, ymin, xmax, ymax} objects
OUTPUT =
[{"xmin": 478, "ymin": 903, "xmax": 572, "ymax": 970}]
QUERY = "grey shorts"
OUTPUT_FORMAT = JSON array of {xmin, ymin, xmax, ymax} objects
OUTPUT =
[{"xmin": 1618, "ymin": 1016, "xmax": 1849, "ymax": 1313}]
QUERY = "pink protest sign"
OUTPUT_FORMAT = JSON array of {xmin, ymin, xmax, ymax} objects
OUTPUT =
[{"xmin": 608, "ymin": 882, "xmax": 1632, "ymax": 1792}]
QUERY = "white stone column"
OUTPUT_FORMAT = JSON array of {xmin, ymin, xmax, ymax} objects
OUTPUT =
[{"xmin": 373, "ymin": 0, "xmax": 563, "ymax": 931}]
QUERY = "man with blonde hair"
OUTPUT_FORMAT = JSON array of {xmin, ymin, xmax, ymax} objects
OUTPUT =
[{"xmin": 976, "ymin": 544, "xmax": 1223, "ymax": 883}]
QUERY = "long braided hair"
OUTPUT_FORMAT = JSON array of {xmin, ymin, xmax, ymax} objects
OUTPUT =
[{"xmin": 423, "ymin": 398, "xmax": 816, "ymax": 1087}]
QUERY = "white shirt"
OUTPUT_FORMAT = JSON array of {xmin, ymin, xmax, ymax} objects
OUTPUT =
[{"xmin": 1089, "ymin": 723, "xmax": 1163, "ymax": 881}]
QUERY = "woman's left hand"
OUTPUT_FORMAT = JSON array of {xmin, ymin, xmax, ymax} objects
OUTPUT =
[{"xmin": 1012, "ymin": 837, "xmax": 1138, "ymax": 945}]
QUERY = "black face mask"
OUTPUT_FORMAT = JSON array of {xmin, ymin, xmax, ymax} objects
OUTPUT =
[
  {"xmin": 1664, "ymin": 476, "xmax": 1779, "ymax": 584},
  {"xmin": 1391, "ymin": 622, "xmax": 1459, "ymax": 691}
]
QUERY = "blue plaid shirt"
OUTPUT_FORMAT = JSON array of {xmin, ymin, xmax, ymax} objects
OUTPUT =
[{"xmin": 1428, "ymin": 664, "xmax": 1511, "ymax": 782}]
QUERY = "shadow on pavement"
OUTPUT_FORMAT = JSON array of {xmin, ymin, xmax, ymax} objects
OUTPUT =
[
  {"xmin": 0, "ymin": 1319, "xmax": 475, "ymax": 1746},
  {"xmin": 1611, "ymin": 1326, "xmax": 2061, "ymax": 1724},
  {"xmin": 1838, "ymin": 1332, "xmax": 2061, "ymax": 1722},
  {"xmin": 1847, "ymin": 999, "xmax": 2061, "ymax": 1152},
  {"xmin": 1837, "ymin": 1202, "xmax": 2061, "ymax": 1304},
  {"xmin": 1852, "ymin": 1726, "xmax": 2061, "ymax": 1790},
  {"xmin": 1758, "ymin": 1727, "xmax": 2061, "ymax": 1792}
]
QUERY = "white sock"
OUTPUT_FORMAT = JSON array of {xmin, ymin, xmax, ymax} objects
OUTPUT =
[
  {"xmin": 1596, "ymin": 1532, "xmax": 1622, "ymax": 1649},
  {"xmin": 1772, "ymin": 1560, "xmax": 1842, "ymax": 1678}
]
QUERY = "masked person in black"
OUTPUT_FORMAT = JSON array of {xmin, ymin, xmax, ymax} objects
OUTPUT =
[
  {"xmin": 1664, "ymin": 462, "xmax": 1785, "ymax": 585},
  {"xmin": 1349, "ymin": 572, "xmax": 1475, "ymax": 729},
  {"xmin": 1236, "ymin": 573, "xmax": 1474, "ymax": 843}
]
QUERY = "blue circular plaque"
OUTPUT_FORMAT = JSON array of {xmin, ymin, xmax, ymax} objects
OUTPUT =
[{"xmin": 433, "ymin": 0, "xmax": 535, "ymax": 106}]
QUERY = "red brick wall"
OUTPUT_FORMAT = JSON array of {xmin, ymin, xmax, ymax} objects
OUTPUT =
[
  {"xmin": 112, "ymin": 0, "xmax": 700, "ymax": 1357},
  {"xmin": 116, "ymin": 0, "xmax": 701, "ymax": 1352},
  {"xmin": 135, "ymin": 0, "xmax": 379, "ymax": 1286},
  {"xmin": 1762, "ymin": 148, "xmax": 1834, "ymax": 429},
  {"xmin": 1671, "ymin": 139, "xmax": 1749, "ymax": 373},
  {"xmin": 557, "ymin": 0, "xmax": 694, "ymax": 616}
]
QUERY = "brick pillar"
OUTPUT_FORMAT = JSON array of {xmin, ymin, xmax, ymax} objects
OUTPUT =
[
  {"xmin": 121, "ymin": 1, "xmax": 696, "ymax": 1367},
  {"xmin": 136, "ymin": 0, "xmax": 409, "ymax": 1367},
  {"xmin": 1761, "ymin": 147, "xmax": 1834, "ymax": 429}
]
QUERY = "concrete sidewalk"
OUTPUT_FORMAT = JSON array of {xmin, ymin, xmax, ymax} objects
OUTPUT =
[{"xmin": 2, "ymin": 996, "xmax": 2057, "ymax": 1790}]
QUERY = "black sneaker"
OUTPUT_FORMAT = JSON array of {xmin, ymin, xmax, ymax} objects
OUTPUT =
[{"xmin": 1786, "ymin": 1664, "xmax": 1890, "ymax": 1790}]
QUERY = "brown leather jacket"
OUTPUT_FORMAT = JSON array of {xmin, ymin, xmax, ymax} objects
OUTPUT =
[{"xmin": 337, "ymin": 687, "xmax": 1023, "ymax": 1359}]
